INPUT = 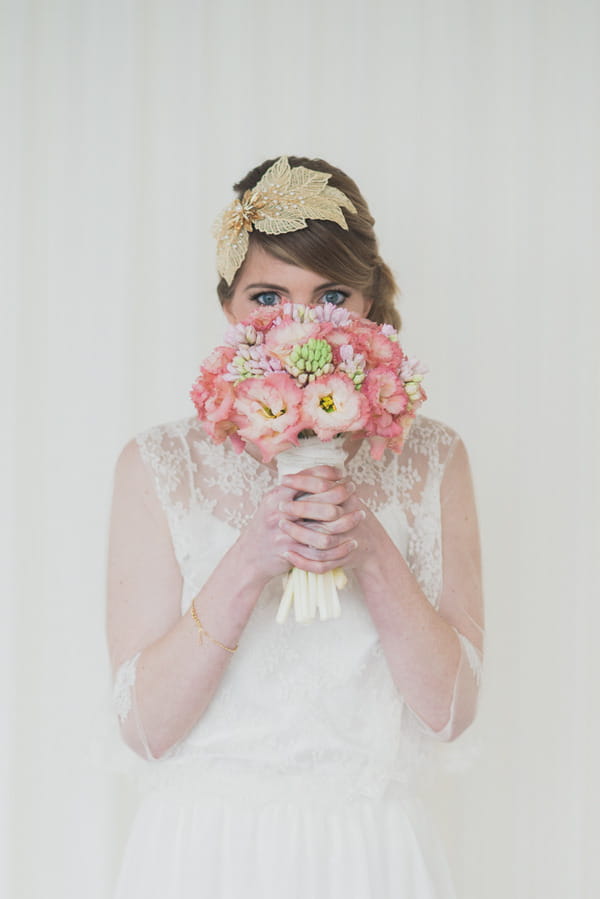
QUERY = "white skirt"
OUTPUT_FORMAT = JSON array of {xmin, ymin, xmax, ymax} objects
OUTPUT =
[{"xmin": 114, "ymin": 787, "xmax": 456, "ymax": 899}]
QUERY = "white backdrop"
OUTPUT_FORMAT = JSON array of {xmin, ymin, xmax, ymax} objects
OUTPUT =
[{"xmin": 2, "ymin": 1, "xmax": 599, "ymax": 897}]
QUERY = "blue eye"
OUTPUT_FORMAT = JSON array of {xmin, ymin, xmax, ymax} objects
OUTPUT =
[
  {"xmin": 251, "ymin": 292, "xmax": 281, "ymax": 306},
  {"xmin": 321, "ymin": 290, "xmax": 348, "ymax": 306}
]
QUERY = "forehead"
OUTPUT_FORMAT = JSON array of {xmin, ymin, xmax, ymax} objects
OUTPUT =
[{"xmin": 236, "ymin": 243, "xmax": 327, "ymax": 289}]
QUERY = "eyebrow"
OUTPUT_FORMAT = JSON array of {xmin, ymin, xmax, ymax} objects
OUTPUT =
[{"xmin": 244, "ymin": 282, "xmax": 345, "ymax": 293}]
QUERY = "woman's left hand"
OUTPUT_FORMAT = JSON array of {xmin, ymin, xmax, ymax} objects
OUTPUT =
[{"xmin": 278, "ymin": 469, "xmax": 382, "ymax": 575}]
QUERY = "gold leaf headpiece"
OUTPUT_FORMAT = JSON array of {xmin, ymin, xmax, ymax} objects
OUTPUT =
[{"xmin": 214, "ymin": 156, "xmax": 357, "ymax": 285}]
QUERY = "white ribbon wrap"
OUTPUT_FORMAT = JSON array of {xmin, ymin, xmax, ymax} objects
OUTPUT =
[{"xmin": 275, "ymin": 436, "xmax": 349, "ymax": 624}]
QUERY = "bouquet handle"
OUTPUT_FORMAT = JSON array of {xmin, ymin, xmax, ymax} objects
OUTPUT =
[{"xmin": 275, "ymin": 436, "xmax": 348, "ymax": 624}]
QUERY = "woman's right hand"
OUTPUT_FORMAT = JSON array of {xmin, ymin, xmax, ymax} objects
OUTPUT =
[{"xmin": 236, "ymin": 465, "xmax": 363, "ymax": 586}]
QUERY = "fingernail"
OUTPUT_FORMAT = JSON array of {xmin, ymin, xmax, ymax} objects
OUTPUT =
[
  {"xmin": 348, "ymin": 482, "xmax": 356, "ymax": 493},
  {"xmin": 350, "ymin": 540, "xmax": 359, "ymax": 550},
  {"xmin": 359, "ymin": 509, "xmax": 367, "ymax": 520}
]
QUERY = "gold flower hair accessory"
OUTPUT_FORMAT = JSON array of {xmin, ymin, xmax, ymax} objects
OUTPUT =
[{"xmin": 214, "ymin": 156, "xmax": 357, "ymax": 285}]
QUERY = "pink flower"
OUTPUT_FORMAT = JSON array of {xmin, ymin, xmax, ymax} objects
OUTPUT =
[
  {"xmin": 322, "ymin": 326, "xmax": 361, "ymax": 357},
  {"xmin": 190, "ymin": 372, "xmax": 238, "ymax": 444},
  {"xmin": 191, "ymin": 304, "xmax": 427, "ymax": 461},
  {"xmin": 363, "ymin": 367, "xmax": 409, "ymax": 438},
  {"xmin": 368, "ymin": 412, "xmax": 416, "ymax": 458},
  {"xmin": 354, "ymin": 329, "xmax": 404, "ymax": 370},
  {"xmin": 233, "ymin": 372, "xmax": 304, "ymax": 462},
  {"xmin": 245, "ymin": 305, "xmax": 283, "ymax": 332},
  {"xmin": 264, "ymin": 320, "xmax": 321, "ymax": 363},
  {"xmin": 301, "ymin": 373, "xmax": 369, "ymax": 441},
  {"xmin": 400, "ymin": 356, "xmax": 428, "ymax": 381},
  {"xmin": 198, "ymin": 344, "xmax": 237, "ymax": 374}
]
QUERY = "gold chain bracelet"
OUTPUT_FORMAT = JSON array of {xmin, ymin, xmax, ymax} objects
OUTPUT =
[{"xmin": 190, "ymin": 599, "xmax": 238, "ymax": 654}]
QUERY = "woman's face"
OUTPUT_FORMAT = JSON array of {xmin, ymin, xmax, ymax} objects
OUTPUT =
[{"xmin": 224, "ymin": 243, "xmax": 372, "ymax": 324}]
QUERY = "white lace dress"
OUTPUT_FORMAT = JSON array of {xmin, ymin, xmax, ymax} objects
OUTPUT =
[{"xmin": 110, "ymin": 414, "xmax": 483, "ymax": 899}]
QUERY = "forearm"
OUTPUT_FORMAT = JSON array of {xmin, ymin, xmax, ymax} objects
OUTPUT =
[
  {"xmin": 355, "ymin": 527, "xmax": 466, "ymax": 738},
  {"xmin": 119, "ymin": 538, "xmax": 268, "ymax": 759}
]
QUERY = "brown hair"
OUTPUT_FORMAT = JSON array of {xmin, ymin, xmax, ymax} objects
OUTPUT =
[{"xmin": 216, "ymin": 156, "xmax": 401, "ymax": 330}]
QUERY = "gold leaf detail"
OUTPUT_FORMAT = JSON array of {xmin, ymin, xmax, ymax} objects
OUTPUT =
[
  {"xmin": 213, "ymin": 156, "xmax": 357, "ymax": 284},
  {"xmin": 254, "ymin": 216, "xmax": 309, "ymax": 235},
  {"xmin": 216, "ymin": 227, "xmax": 249, "ymax": 286}
]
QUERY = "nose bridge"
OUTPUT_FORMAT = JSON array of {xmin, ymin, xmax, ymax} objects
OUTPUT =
[{"xmin": 287, "ymin": 288, "xmax": 318, "ymax": 306}]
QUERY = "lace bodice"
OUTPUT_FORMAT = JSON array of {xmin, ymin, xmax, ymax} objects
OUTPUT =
[
  {"xmin": 136, "ymin": 415, "xmax": 453, "ymax": 607},
  {"xmin": 111, "ymin": 415, "xmax": 482, "ymax": 802}
]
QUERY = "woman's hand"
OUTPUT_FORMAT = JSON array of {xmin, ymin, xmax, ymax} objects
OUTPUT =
[
  {"xmin": 276, "ymin": 467, "xmax": 375, "ymax": 575},
  {"xmin": 236, "ymin": 465, "xmax": 366, "ymax": 584}
]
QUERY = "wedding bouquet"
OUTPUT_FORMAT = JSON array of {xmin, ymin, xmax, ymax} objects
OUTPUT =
[{"xmin": 190, "ymin": 303, "xmax": 426, "ymax": 623}]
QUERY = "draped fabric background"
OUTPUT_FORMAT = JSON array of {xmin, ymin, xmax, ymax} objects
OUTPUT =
[{"xmin": 2, "ymin": 1, "xmax": 598, "ymax": 896}]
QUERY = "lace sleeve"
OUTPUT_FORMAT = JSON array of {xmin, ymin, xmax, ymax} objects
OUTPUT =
[
  {"xmin": 113, "ymin": 652, "xmax": 141, "ymax": 723},
  {"xmin": 410, "ymin": 434, "xmax": 484, "ymax": 742},
  {"xmin": 106, "ymin": 433, "xmax": 185, "ymax": 759}
]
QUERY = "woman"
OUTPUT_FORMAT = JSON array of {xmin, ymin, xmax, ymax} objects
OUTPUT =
[{"xmin": 107, "ymin": 155, "xmax": 483, "ymax": 898}]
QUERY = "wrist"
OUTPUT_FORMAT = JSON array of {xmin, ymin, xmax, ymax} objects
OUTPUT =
[
  {"xmin": 228, "ymin": 534, "xmax": 273, "ymax": 594},
  {"xmin": 354, "ymin": 533, "xmax": 413, "ymax": 607}
]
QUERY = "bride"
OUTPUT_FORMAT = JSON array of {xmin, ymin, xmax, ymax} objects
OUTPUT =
[{"xmin": 106, "ymin": 155, "xmax": 483, "ymax": 898}]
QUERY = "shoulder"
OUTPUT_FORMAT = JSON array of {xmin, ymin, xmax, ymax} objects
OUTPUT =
[
  {"xmin": 125, "ymin": 415, "xmax": 212, "ymax": 468},
  {"xmin": 133, "ymin": 414, "xmax": 204, "ymax": 451},
  {"xmin": 113, "ymin": 415, "xmax": 209, "ymax": 515},
  {"xmin": 406, "ymin": 414, "xmax": 462, "ymax": 465},
  {"xmin": 408, "ymin": 417, "xmax": 476, "ymax": 503},
  {"xmin": 114, "ymin": 415, "xmax": 206, "ymax": 486}
]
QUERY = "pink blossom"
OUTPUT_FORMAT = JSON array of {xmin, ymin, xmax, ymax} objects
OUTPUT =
[
  {"xmin": 276, "ymin": 302, "xmax": 352, "ymax": 327},
  {"xmin": 369, "ymin": 413, "xmax": 416, "ymax": 457},
  {"xmin": 244, "ymin": 305, "xmax": 283, "ymax": 332},
  {"xmin": 363, "ymin": 368, "xmax": 408, "ymax": 438},
  {"xmin": 400, "ymin": 356, "xmax": 429, "ymax": 381},
  {"xmin": 318, "ymin": 304, "xmax": 352, "ymax": 326},
  {"xmin": 264, "ymin": 320, "xmax": 321, "ymax": 364},
  {"xmin": 190, "ymin": 373, "xmax": 237, "ymax": 444},
  {"xmin": 190, "ymin": 345, "xmax": 237, "ymax": 432},
  {"xmin": 198, "ymin": 344, "xmax": 237, "ymax": 374},
  {"xmin": 301, "ymin": 373, "xmax": 369, "ymax": 441},
  {"xmin": 233, "ymin": 373, "xmax": 304, "ymax": 462},
  {"xmin": 224, "ymin": 343, "xmax": 283, "ymax": 381},
  {"xmin": 191, "ymin": 304, "xmax": 427, "ymax": 461},
  {"xmin": 355, "ymin": 329, "xmax": 404, "ymax": 370},
  {"xmin": 323, "ymin": 326, "xmax": 361, "ymax": 357}
]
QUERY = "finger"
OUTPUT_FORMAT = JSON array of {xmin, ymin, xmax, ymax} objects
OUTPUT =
[
  {"xmin": 284, "ymin": 465, "xmax": 344, "ymax": 481},
  {"xmin": 296, "ymin": 480, "xmax": 357, "ymax": 506},
  {"xmin": 266, "ymin": 483, "xmax": 304, "ymax": 510},
  {"xmin": 279, "ymin": 498, "xmax": 339, "ymax": 522},
  {"xmin": 280, "ymin": 518, "xmax": 345, "ymax": 551},
  {"xmin": 280, "ymin": 470, "xmax": 347, "ymax": 495},
  {"xmin": 308, "ymin": 508, "xmax": 366, "ymax": 536},
  {"xmin": 284, "ymin": 540, "xmax": 358, "ymax": 573}
]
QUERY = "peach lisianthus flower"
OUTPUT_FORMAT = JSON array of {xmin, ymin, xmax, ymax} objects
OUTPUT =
[
  {"xmin": 264, "ymin": 320, "xmax": 322, "ymax": 364},
  {"xmin": 352, "ymin": 328, "xmax": 404, "ymax": 371},
  {"xmin": 192, "ymin": 378, "xmax": 239, "ymax": 444},
  {"xmin": 301, "ymin": 373, "xmax": 369, "ymax": 441},
  {"xmin": 196, "ymin": 344, "xmax": 237, "ymax": 374},
  {"xmin": 233, "ymin": 372, "xmax": 304, "ymax": 462},
  {"xmin": 245, "ymin": 304, "xmax": 283, "ymax": 332},
  {"xmin": 363, "ymin": 367, "xmax": 408, "ymax": 435},
  {"xmin": 190, "ymin": 347, "xmax": 238, "ymax": 443}
]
